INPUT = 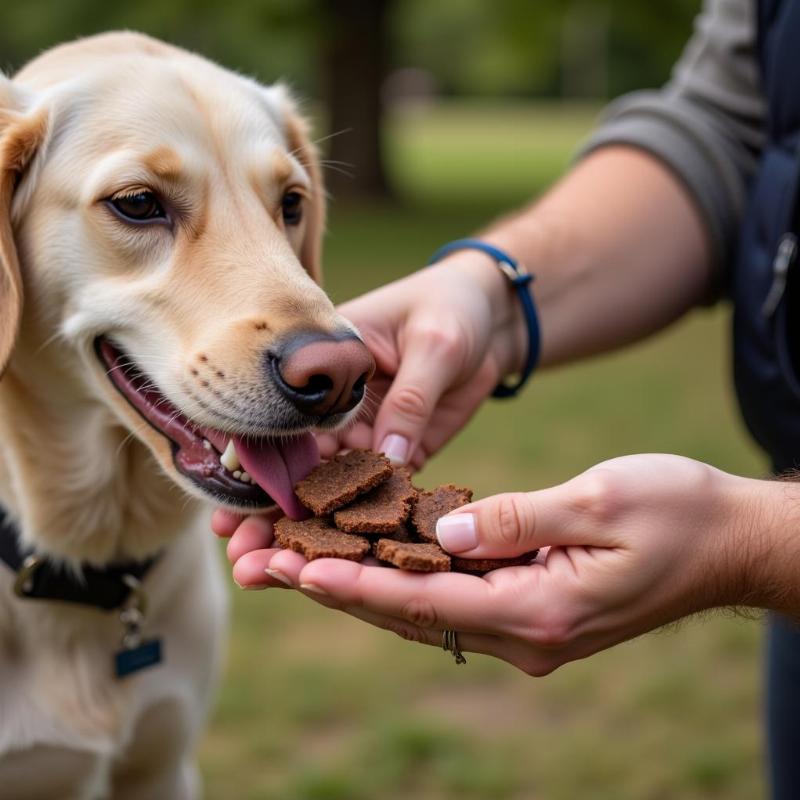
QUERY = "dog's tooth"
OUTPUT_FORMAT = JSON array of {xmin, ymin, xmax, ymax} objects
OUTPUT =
[
  {"xmin": 241, "ymin": 471, "xmax": 251, "ymax": 483},
  {"xmin": 220, "ymin": 440, "xmax": 241, "ymax": 472},
  {"xmin": 232, "ymin": 470, "xmax": 242, "ymax": 480},
  {"xmin": 203, "ymin": 439, "xmax": 213, "ymax": 451}
]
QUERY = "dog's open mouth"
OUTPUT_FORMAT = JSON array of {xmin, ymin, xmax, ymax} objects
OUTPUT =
[{"xmin": 95, "ymin": 337, "xmax": 317, "ymax": 517}]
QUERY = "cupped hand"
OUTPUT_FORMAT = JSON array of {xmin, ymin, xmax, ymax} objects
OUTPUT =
[{"xmin": 217, "ymin": 454, "xmax": 765, "ymax": 675}]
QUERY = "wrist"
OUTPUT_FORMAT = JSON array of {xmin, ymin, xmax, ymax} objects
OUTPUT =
[
  {"xmin": 433, "ymin": 249, "xmax": 529, "ymax": 380},
  {"xmin": 715, "ymin": 475, "xmax": 800, "ymax": 614}
]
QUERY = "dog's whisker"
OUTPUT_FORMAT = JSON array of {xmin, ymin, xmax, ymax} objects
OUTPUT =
[
  {"xmin": 318, "ymin": 158, "xmax": 355, "ymax": 170},
  {"xmin": 357, "ymin": 396, "xmax": 378, "ymax": 419},
  {"xmin": 288, "ymin": 127, "xmax": 352, "ymax": 159},
  {"xmin": 33, "ymin": 330, "xmax": 69, "ymax": 356},
  {"xmin": 319, "ymin": 164, "xmax": 355, "ymax": 179},
  {"xmin": 113, "ymin": 420, "xmax": 154, "ymax": 459},
  {"xmin": 359, "ymin": 386, "xmax": 380, "ymax": 414}
]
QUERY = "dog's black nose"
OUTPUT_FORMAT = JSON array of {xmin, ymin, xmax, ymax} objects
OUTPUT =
[{"xmin": 270, "ymin": 332, "xmax": 375, "ymax": 417}]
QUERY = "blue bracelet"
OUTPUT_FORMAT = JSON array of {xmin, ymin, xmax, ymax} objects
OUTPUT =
[{"xmin": 427, "ymin": 238, "xmax": 540, "ymax": 398}]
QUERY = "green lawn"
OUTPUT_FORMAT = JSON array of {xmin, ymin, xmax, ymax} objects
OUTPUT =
[{"xmin": 199, "ymin": 101, "xmax": 769, "ymax": 800}]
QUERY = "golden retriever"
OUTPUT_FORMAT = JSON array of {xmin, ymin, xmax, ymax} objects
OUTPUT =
[{"xmin": 0, "ymin": 31, "xmax": 373, "ymax": 799}]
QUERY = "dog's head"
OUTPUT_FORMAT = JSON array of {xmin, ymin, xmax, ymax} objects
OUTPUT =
[{"xmin": 0, "ymin": 32, "xmax": 373, "ymax": 518}]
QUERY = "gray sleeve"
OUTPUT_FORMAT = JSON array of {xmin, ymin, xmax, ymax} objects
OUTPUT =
[{"xmin": 581, "ymin": 0, "xmax": 765, "ymax": 273}]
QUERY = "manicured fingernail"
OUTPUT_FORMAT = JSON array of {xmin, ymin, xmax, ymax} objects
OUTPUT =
[
  {"xmin": 436, "ymin": 513, "xmax": 477, "ymax": 553},
  {"xmin": 300, "ymin": 583, "xmax": 328, "ymax": 596},
  {"xmin": 380, "ymin": 434, "xmax": 409, "ymax": 465},
  {"xmin": 265, "ymin": 568, "xmax": 293, "ymax": 587}
]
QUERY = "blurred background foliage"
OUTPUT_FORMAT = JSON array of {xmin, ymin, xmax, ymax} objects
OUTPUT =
[
  {"xmin": 0, "ymin": 0, "xmax": 699, "ymax": 97},
  {"xmin": 1, "ymin": 0, "xmax": 700, "ymax": 197},
  {"xmin": 1, "ymin": 2, "xmax": 773, "ymax": 798}
]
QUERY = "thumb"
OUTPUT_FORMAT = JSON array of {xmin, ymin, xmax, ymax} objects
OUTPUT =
[
  {"xmin": 434, "ymin": 482, "xmax": 609, "ymax": 558},
  {"xmin": 372, "ymin": 321, "xmax": 465, "ymax": 465},
  {"xmin": 435, "ymin": 492, "xmax": 540, "ymax": 558}
]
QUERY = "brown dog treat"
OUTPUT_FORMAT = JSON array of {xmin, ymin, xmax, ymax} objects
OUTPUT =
[
  {"xmin": 370, "ymin": 523, "xmax": 416, "ymax": 557},
  {"xmin": 333, "ymin": 468, "xmax": 416, "ymax": 533},
  {"xmin": 390, "ymin": 522, "xmax": 417, "ymax": 543},
  {"xmin": 374, "ymin": 539, "xmax": 451, "ymax": 572},
  {"xmin": 274, "ymin": 516, "xmax": 370, "ymax": 561},
  {"xmin": 295, "ymin": 449, "xmax": 392, "ymax": 516},
  {"xmin": 451, "ymin": 550, "xmax": 539, "ymax": 575},
  {"xmin": 411, "ymin": 484, "xmax": 473, "ymax": 543}
]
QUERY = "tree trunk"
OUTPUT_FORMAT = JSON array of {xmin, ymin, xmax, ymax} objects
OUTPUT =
[{"xmin": 320, "ymin": 0, "xmax": 393, "ymax": 201}]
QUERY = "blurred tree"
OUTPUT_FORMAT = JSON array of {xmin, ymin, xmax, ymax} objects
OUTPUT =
[
  {"xmin": 0, "ymin": 0, "xmax": 316, "ymax": 94},
  {"xmin": 0, "ymin": 0, "xmax": 701, "ymax": 201},
  {"xmin": 395, "ymin": 0, "xmax": 701, "ymax": 98},
  {"xmin": 319, "ymin": 0, "xmax": 394, "ymax": 200}
]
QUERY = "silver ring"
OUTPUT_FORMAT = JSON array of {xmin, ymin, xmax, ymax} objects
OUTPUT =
[{"xmin": 442, "ymin": 629, "xmax": 467, "ymax": 665}]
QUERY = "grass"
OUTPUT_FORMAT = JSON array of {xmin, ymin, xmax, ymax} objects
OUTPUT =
[{"xmin": 199, "ymin": 101, "xmax": 769, "ymax": 800}]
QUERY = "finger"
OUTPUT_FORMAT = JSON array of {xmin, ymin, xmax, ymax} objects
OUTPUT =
[
  {"xmin": 241, "ymin": 548, "xmax": 382, "ymax": 600},
  {"xmin": 211, "ymin": 508, "xmax": 245, "ymax": 538},
  {"xmin": 315, "ymin": 432, "xmax": 341, "ymax": 460},
  {"xmin": 297, "ymin": 558, "xmax": 521, "ymax": 635},
  {"xmin": 225, "ymin": 515, "xmax": 276, "ymax": 564},
  {"xmin": 315, "ymin": 420, "xmax": 375, "ymax": 459},
  {"xmin": 264, "ymin": 547, "xmax": 312, "ymax": 587},
  {"xmin": 231, "ymin": 546, "xmax": 315, "ymax": 591},
  {"xmin": 337, "ymin": 605, "xmax": 556, "ymax": 675},
  {"xmin": 372, "ymin": 319, "xmax": 467, "ymax": 465},
  {"xmin": 413, "ymin": 365, "xmax": 496, "ymax": 463},
  {"xmin": 435, "ymin": 477, "xmax": 620, "ymax": 559},
  {"xmin": 336, "ymin": 420, "xmax": 374, "ymax": 452},
  {"xmin": 231, "ymin": 548, "xmax": 286, "ymax": 589},
  {"xmin": 294, "ymin": 562, "xmax": 601, "ymax": 676},
  {"xmin": 342, "ymin": 604, "xmax": 500, "ymax": 652}
]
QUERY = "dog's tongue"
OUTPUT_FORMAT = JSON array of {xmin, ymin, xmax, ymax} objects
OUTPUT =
[{"xmin": 232, "ymin": 433, "xmax": 318, "ymax": 519}]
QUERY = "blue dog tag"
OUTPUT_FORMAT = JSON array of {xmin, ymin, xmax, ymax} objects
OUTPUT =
[{"xmin": 114, "ymin": 639, "xmax": 162, "ymax": 678}]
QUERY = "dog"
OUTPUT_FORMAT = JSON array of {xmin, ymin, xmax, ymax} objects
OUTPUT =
[{"xmin": 0, "ymin": 31, "xmax": 373, "ymax": 799}]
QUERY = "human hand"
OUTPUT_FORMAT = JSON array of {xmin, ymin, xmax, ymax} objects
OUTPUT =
[
  {"xmin": 211, "ymin": 251, "xmax": 526, "ymax": 546},
  {"xmin": 316, "ymin": 251, "xmax": 526, "ymax": 468},
  {"xmin": 221, "ymin": 454, "xmax": 772, "ymax": 674}
]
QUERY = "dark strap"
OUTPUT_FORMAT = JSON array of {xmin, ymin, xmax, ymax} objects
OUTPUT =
[
  {"xmin": 427, "ymin": 238, "xmax": 541, "ymax": 398},
  {"xmin": 0, "ymin": 506, "xmax": 158, "ymax": 611}
]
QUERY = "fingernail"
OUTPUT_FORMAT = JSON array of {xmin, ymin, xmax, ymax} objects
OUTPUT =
[
  {"xmin": 436, "ymin": 513, "xmax": 478, "ymax": 553},
  {"xmin": 300, "ymin": 583, "xmax": 328, "ymax": 596},
  {"xmin": 265, "ymin": 568, "xmax": 293, "ymax": 587},
  {"xmin": 236, "ymin": 580, "xmax": 268, "ymax": 591},
  {"xmin": 380, "ymin": 434, "xmax": 409, "ymax": 465}
]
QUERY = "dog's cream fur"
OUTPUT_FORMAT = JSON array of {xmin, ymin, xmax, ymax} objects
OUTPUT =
[{"xmin": 0, "ymin": 32, "xmax": 351, "ymax": 798}]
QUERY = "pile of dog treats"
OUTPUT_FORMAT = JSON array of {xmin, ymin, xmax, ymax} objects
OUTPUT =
[{"xmin": 273, "ymin": 449, "xmax": 537, "ymax": 573}]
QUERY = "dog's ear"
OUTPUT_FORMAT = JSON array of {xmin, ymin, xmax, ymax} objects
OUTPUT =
[
  {"xmin": 0, "ymin": 76, "xmax": 48, "ymax": 376},
  {"xmin": 267, "ymin": 85, "xmax": 326, "ymax": 284}
]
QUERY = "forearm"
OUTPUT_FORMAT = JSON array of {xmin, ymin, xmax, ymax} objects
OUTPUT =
[
  {"xmin": 494, "ymin": 146, "xmax": 711, "ymax": 366},
  {"xmin": 731, "ymin": 476, "xmax": 800, "ymax": 618},
  {"xmin": 318, "ymin": 145, "xmax": 713, "ymax": 464},
  {"xmin": 443, "ymin": 145, "xmax": 713, "ymax": 376},
  {"xmin": 475, "ymin": 0, "xmax": 762, "ymax": 373},
  {"xmin": 385, "ymin": 0, "xmax": 762, "ymax": 400}
]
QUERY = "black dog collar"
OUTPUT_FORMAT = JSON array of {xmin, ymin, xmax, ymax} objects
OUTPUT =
[{"xmin": 0, "ymin": 505, "xmax": 158, "ymax": 611}]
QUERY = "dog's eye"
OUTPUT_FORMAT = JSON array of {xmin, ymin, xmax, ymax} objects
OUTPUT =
[
  {"xmin": 109, "ymin": 191, "xmax": 167, "ymax": 223},
  {"xmin": 281, "ymin": 191, "xmax": 303, "ymax": 226}
]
